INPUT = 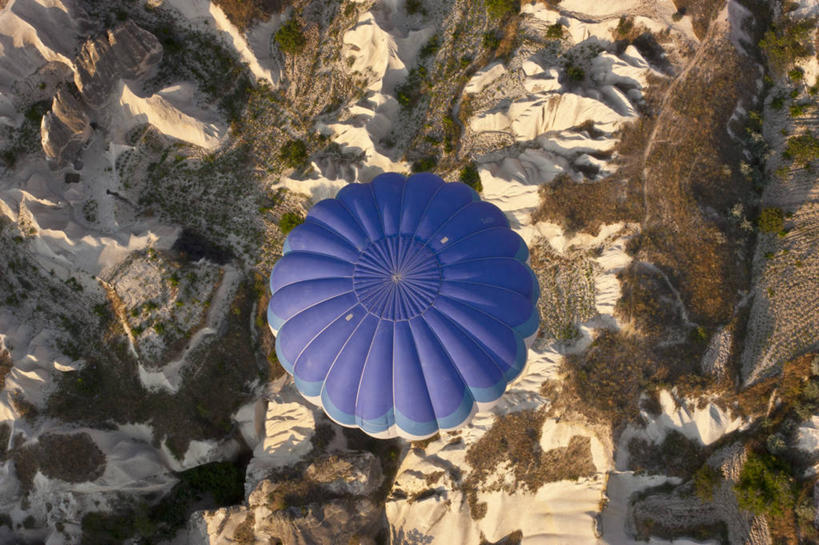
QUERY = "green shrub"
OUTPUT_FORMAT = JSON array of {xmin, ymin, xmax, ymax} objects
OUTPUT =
[
  {"xmin": 279, "ymin": 139, "xmax": 308, "ymax": 168},
  {"xmin": 788, "ymin": 67, "xmax": 804, "ymax": 81},
  {"xmin": 396, "ymin": 67, "xmax": 426, "ymax": 109},
  {"xmin": 485, "ymin": 0, "xmax": 519, "ymax": 19},
  {"xmin": 784, "ymin": 132, "xmax": 819, "ymax": 166},
  {"xmin": 565, "ymin": 64, "xmax": 585, "ymax": 82},
  {"xmin": 275, "ymin": 19, "xmax": 306, "ymax": 55},
  {"xmin": 734, "ymin": 452, "xmax": 795, "ymax": 517},
  {"xmin": 279, "ymin": 212, "xmax": 304, "ymax": 235},
  {"xmin": 789, "ymin": 102, "xmax": 806, "ymax": 117},
  {"xmin": 406, "ymin": 0, "xmax": 424, "ymax": 15},
  {"xmin": 693, "ymin": 464, "xmax": 721, "ymax": 501},
  {"xmin": 482, "ymin": 31, "xmax": 501, "ymax": 50},
  {"xmin": 411, "ymin": 156, "xmax": 438, "ymax": 173},
  {"xmin": 758, "ymin": 207, "xmax": 784, "ymax": 233},
  {"xmin": 615, "ymin": 15, "xmax": 634, "ymax": 37},
  {"xmin": 546, "ymin": 22, "xmax": 564, "ymax": 39},
  {"xmin": 459, "ymin": 162, "xmax": 483, "ymax": 192},
  {"xmin": 419, "ymin": 35, "xmax": 440, "ymax": 59}
]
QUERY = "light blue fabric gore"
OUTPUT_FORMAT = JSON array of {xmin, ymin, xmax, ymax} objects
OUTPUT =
[{"xmin": 268, "ymin": 173, "xmax": 540, "ymax": 439}]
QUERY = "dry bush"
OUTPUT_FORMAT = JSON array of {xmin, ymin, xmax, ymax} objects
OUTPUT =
[
  {"xmin": 0, "ymin": 349, "xmax": 10, "ymax": 390},
  {"xmin": 495, "ymin": 16, "xmax": 521, "ymax": 60},
  {"xmin": 563, "ymin": 331, "xmax": 660, "ymax": 422},
  {"xmin": 0, "ymin": 423, "xmax": 9, "ymax": 461},
  {"xmin": 214, "ymin": 0, "xmax": 282, "ymax": 31},
  {"xmin": 531, "ymin": 174, "xmax": 642, "ymax": 235},
  {"xmin": 671, "ymin": 0, "xmax": 725, "ymax": 39},
  {"xmin": 616, "ymin": 263, "xmax": 686, "ymax": 339}
]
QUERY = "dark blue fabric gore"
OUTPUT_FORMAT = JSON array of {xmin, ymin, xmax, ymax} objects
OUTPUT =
[{"xmin": 268, "ymin": 173, "xmax": 539, "ymax": 439}]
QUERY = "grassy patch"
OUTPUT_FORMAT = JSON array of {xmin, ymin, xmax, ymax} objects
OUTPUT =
[
  {"xmin": 12, "ymin": 433, "xmax": 106, "ymax": 490},
  {"xmin": 530, "ymin": 243, "xmax": 596, "ymax": 341},
  {"xmin": 693, "ymin": 464, "xmax": 722, "ymax": 501}
]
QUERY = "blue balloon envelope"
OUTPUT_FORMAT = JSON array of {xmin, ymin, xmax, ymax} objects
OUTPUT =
[{"xmin": 268, "ymin": 173, "xmax": 539, "ymax": 439}]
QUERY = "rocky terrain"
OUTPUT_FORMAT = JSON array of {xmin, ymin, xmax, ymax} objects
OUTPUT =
[{"xmin": 0, "ymin": 0, "xmax": 817, "ymax": 543}]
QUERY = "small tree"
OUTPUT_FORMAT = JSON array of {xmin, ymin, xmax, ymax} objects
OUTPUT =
[
  {"xmin": 784, "ymin": 132, "xmax": 819, "ymax": 166},
  {"xmin": 546, "ymin": 22, "xmax": 564, "ymax": 39},
  {"xmin": 411, "ymin": 156, "xmax": 437, "ymax": 173},
  {"xmin": 279, "ymin": 140, "xmax": 308, "ymax": 169},
  {"xmin": 459, "ymin": 162, "xmax": 483, "ymax": 192},
  {"xmin": 566, "ymin": 64, "xmax": 585, "ymax": 82},
  {"xmin": 279, "ymin": 212, "xmax": 304, "ymax": 235},
  {"xmin": 758, "ymin": 18, "xmax": 816, "ymax": 75},
  {"xmin": 758, "ymin": 207, "xmax": 784, "ymax": 233},
  {"xmin": 275, "ymin": 19, "xmax": 306, "ymax": 55}
]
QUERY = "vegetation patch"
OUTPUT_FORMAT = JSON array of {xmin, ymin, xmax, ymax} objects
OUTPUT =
[
  {"xmin": 464, "ymin": 409, "xmax": 596, "ymax": 518},
  {"xmin": 279, "ymin": 139, "xmax": 309, "ymax": 169},
  {"xmin": 458, "ymin": 162, "xmax": 482, "ymax": 192},
  {"xmin": 532, "ymin": 174, "xmax": 642, "ymax": 235},
  {"xmin": 278, "ymin": 211, "xmax": 304, "ymax": 234},
  {"xmin": 757, "ymin": 207, "xmax": 784, "ymax": 234},
  {"xmin": 628, "ymin": 430, "xmax": 706, "ymax": 479},
  {"xmin": 735, "ymin": 451, "xmax": 796, "ymax": 518},
  {"xmin": 214, "ymin": 0, "xmax": 281, "ymax": 31},
  {"xmin": 275, "ymin": 18, "xmax": 307, "ymax": 55},
  {"xmin": 81, "ymin": 460, "xmax": 245, "ymax": 545},
  {"xmin": 0, "ymin": 349, "xmax": 11, "ymax": 390},
  {"xmin": 783, "ymin": 132, "xmax": 819, "ymax": 167},
  {"xmin": 693, "ymin": 464, "xmax": 722, "ymax": 501},
  {"xmin": 12, "ymin": 433, "xmax": 106, "ymax": 490},
  {"xmin": 758, "ymin": 17, "xmax": 816, "ymax": 76},
  {"xmin": 529, "ymin": 242, "xmax": 596, "ymax": 341},
  {"xmin": 485, "ymin": 0, "xmax": 519, "ymax": 20}
]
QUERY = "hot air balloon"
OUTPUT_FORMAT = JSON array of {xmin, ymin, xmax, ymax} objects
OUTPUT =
[{"xmin": 268, "ymin": 172, "xmax": 539, "ymax": 439}]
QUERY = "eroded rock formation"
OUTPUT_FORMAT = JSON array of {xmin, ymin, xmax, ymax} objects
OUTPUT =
[
  {"xmin": 41, "ymin": 21, "xmax": 162, "ymax": 167},
  {"xmin": 190, "ymin": 451, "xmax": 384, "ymax": 545}
]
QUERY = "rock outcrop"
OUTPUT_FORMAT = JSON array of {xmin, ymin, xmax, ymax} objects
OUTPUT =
[
  {"xmin": 74, "ymin": 20, "xmax": 162, "ymax": 109},
  {"xmin": 631, "ymin": 443, "xmax": 771, "ymax": 545},
  {"xmin": 40, "ymin": 21, "xmax": 162, "ymax": 167},
  {"xmin": 190, "ymin": 451, "xmax": 384, "ymax": 545},
  {"xmin": 40, "ymin": 84, "xmax": 90, "ymax": 168}
]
